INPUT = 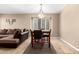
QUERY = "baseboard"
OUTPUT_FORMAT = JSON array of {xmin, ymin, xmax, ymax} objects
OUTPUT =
[{"xmin": 60, "ymin": 38, "xmax": 79, "ymax": 52}]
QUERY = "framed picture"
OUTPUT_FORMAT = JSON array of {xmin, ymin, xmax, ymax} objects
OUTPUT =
[{"xmin": 6, "ymin": 18, "xmax": 16, "ymax": 25}]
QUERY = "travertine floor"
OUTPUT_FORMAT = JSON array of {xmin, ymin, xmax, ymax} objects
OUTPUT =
[
  {"xmin": 51, "ymin": 37, "xmax": 79, "ymax": 54},
  {"xmin": 0, "ymin": 37, "xmax": 78, "ymax": 54}
]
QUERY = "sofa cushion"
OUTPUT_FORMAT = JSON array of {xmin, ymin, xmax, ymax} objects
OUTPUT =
[
  {"xmin": 13, "ymin": 31, "xmax": 21, "ymax": 39},
  {"xmin": 0, "ymin": 29, "xmax": 7, "ymax": 34},
  {"xmin": 23, "ymin": 29, "xmax": 28, "ymax": 32},
  {"xmin": 0, "ymin": 35, "xmax": 19, "ymax": 44},
  {"xmin": 7, "ymin": 29, "xmax": 15, "ymax": 34}
]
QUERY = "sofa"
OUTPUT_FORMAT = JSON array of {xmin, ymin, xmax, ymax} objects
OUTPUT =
[{"xmin": 0, "ymin": 29, "xmax": 29, "ymax": 48}]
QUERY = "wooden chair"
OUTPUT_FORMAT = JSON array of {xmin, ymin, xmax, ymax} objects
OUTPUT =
[
  {"xmin": 42, "ymin": 30, "xmax": 51, "ymax": 48},
  {"xmin": 30, "ymin": 30, "xmax": 44, "ymax": 47}
]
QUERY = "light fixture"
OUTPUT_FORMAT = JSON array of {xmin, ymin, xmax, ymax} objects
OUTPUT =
[{"xmin": 38, "ymin": 4, "xmax": 44, "ymax": 19}]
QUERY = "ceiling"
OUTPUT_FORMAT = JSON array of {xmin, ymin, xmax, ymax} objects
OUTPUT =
[{"xmin": 0, "ymin": 4, "xmax": 65, "ymax": 14}]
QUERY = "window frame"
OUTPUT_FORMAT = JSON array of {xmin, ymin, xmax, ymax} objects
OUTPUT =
[{"xmin": 31, "ymin": 17, "xmax": 51, "ymax": 30}]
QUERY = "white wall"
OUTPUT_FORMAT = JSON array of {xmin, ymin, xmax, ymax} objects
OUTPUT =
[{"xmin": 60, "ymin": 4, "xmax": 79, "ymax": 49}]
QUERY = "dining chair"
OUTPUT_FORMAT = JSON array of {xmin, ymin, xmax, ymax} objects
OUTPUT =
[
  {"xmin": 30, "ymin": 30, "xmax": 44, "ymax": 48},
  {"xmin": 42, "ymin": 29, "xmax": 51, "ymax": 48}
]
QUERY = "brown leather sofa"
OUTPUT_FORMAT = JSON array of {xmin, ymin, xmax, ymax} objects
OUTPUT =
[{"xmin": 0, "ymin": 29, "xmax": 29, "ymax": 48}]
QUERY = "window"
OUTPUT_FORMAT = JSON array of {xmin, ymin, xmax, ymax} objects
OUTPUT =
[{"xmin": 31, "ymin": 17, "xmax": 51, "ymax": 30}]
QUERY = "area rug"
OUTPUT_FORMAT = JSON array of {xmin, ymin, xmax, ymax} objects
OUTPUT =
[{"xmin": 23, "ymin": 43, "xmax": 57, "ymax": 54}]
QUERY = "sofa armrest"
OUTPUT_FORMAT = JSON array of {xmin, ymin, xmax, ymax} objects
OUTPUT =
[{"xmin": 20, "ymin": 31, "xmax": 29, "ymax": 42}]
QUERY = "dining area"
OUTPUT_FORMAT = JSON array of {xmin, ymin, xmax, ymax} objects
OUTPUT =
[
  {"xmin": 30, "ymin": 29, "xmax": 51, "ymax": 48},
  {"xmin": 30, "ymin": 16, "xmax": 52, "ymax": 49}
]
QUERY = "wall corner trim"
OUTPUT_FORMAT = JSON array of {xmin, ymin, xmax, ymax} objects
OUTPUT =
[{"xmin": 60, "ymin": 38, "xmax": 79, "ymax": 52}]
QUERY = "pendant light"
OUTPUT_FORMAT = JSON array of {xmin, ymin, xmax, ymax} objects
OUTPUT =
[{"xmin": 38, "ymin": 4, "xmax": 44, "ymax": 18}]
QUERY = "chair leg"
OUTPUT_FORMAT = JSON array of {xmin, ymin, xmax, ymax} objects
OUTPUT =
[
  {"xmin": 31, "ymin": 41, "xmax": 33, "ymax": 47},
  {"xmin": 31, "ymin": 39, "xmax": 33, "ymax": 47},
  {"xmin": 49, "ymin": 42, "xmax": 50, "ymax": 48},
  {"xmin": 48, "ymin": 37, "xmax": 50, "ymax": 48}
]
